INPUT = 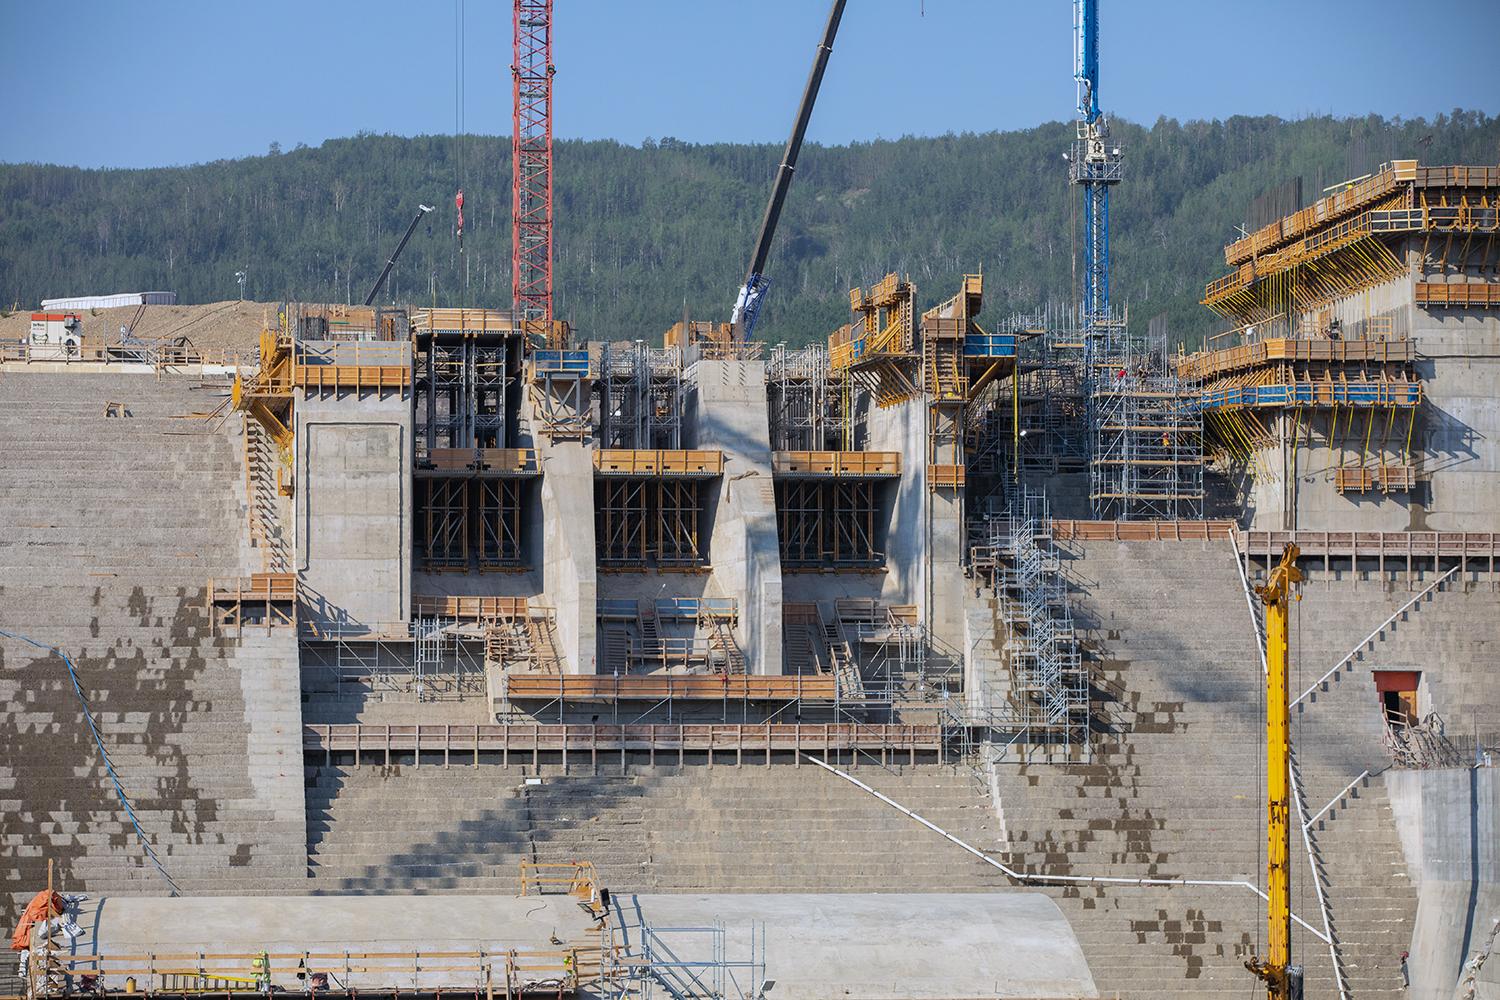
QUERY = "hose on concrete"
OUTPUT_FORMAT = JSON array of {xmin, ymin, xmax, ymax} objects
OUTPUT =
[{"xmin": 0, "ymin": 627, "xmax": 182, "ymax": 895}]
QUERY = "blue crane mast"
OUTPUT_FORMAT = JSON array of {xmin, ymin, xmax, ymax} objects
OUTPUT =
[{"xmin": 1068, "ymin": 0, "xmax": 1122, "ymax": 330}]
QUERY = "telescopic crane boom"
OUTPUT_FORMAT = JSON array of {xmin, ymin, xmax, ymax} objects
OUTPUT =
[
  {"xmin": 364, "ymin": 204, "xmax": 434, "ymax": 306},
  {"xmin": 1247, "ymin": 543, "xmax": 1305, "ymax": 1000},
  {"xmin": 730, "ymin": 0, "xmax": 847, "ymax": 340}
]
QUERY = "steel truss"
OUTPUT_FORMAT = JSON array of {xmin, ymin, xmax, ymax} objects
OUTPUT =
[{"xmin": 512, "ymin": 0, "xmax": 554, "ymax": 332}]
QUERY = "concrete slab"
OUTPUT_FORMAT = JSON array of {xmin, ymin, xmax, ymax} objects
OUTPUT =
[
  {"xmin": 51, "ymin": 894, "xmax": 595, "ymax": 991},
  {"xmin": 57, "ymin": 892, "xmax": 1096, "ymax": 998},
  {"xmin": 614, "ymin": 892, "xmax": 1099, "ymax": 999}
]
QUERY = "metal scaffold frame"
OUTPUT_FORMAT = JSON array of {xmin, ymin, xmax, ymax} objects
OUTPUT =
[
  {"xmin": 768, "ymin": 344, "xmax": 848, "ymax": 450},
  {"xmin": 415, "ymin": 330, "xmax": 521, "ymax": 458},
  {"xmin": 595, "ymin": 343, "xmax": 689, "ymax": 450},
  {"xmin": 1090, "ymin": 328, "xmax": 1205, "ymax": 520},
  {"xmin": 954, "ymin": 487, "xmax": 1089, "ymax": 762}
]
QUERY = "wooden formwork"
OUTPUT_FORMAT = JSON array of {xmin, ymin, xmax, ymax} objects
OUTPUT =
[
  {"xmin": 593, "ymin": 449, "xmax": 724, "ymax": 476},
  {"xmin": 771, "ymin": 450, "xmax": 901, "ymax": 477}
]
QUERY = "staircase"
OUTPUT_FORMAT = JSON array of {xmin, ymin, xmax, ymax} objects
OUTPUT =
[
  {"xmin": 638, "ymin": 604, "xmax": 662, "ymax": 657},
  {"xmin": 979, "ymin": 538, "xmax": 1423, "ymax": 998},
  {"xmin": 0, "ymin": 373, "xmax": 307, "ymax": 925},
  {"xmin": 817, "ymin": 604, "xmax": 861, "ymax": 699},
  {"xmin": 702, "ymin": 611, "xmax": 746, "ymax": 674},
  {"xmin": 303, "ymin": 763, "xmax": 1008, "ymax": 894},
  {"xmin": 242, "ymin": 414, "xmax": 289, "ymax": 573}
]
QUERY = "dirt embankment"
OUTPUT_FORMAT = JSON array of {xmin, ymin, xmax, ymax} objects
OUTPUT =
[{"xmin": 0, "ymin": 300, "xmax": 272, "ymax": 356}]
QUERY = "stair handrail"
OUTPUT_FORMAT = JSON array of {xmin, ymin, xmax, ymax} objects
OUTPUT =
[
  {"xmin": 1303, "ymin": 768, "xmax": 1373, "ymax": 831},
  {"xmin": 1291, "ymin": 564, "xmax": 1457, "ymax": 708}
]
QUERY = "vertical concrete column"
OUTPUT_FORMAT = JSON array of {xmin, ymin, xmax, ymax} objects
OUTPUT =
[
  {"xmin": 1386, "ymin": 767, "xmax": 1500, "ymax": 1000},
  {"xmin": 691, "ymin": 360, "xmax": 784, "ymax": 675},
  {"xmin": 866, "ymin": 398, "xmax": 966, "ymax": 656},
  {"xmin": 533, "ymin": 419, "xmax": 598, "ymax": 673}
]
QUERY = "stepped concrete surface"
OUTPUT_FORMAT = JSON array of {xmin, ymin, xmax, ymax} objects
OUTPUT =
[
  {"xmin": 981, "ymin": 538, "xmax": 1428, "ymax": 998},
  {"xmin": 302, "ymin": 763, "xmax": 1008, "ymax": 894},
  {"xmin": 0, "ymin": 372, "xmax": 307, "ymax": 927}
]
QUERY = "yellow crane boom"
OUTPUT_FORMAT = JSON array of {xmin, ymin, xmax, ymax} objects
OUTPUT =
[{"xmin": 1247, "ymin": 542, "xmax": 1303, "ymax": 998}]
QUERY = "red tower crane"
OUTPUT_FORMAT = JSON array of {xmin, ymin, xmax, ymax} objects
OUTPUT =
[{"xmin": 512, "ymin": 0, "xmax": 555, "ymax": 343}]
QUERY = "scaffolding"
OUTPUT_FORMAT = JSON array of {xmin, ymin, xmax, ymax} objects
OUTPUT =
[
  {"xmin": 301, "ymin": 622, "xmax": 485, "ymax": 703},
  {"xmin": 593, "ymin": 597, "xmax": 745, "ymax": 677},
  {"xmin": 596, "ymin": 478, "xmax": 710, "ymax": 569},
  {"xmin": 830, "ymin": 273, "xmax": 921, "ymax": 408},
  {"xmin": 415, "ymin": 471, "xmax": 533, "ymax": 572},
  {"xmin": 767, "ymin": 344, "xmax": 848, "ymax": 450},
  {"xmin": 1089, "ymin": 324, "xmax": 1205, "ymax": 520},
  {"xmin": 959, "ymin": 487, "xmax": 1089, "ymax": 760},
  {"xmin": 595, "ymin": 343, "xmax": 689, "ymax": 450},
  {"xmin": 774, "ymin": 479, "xmax": 884, "ymax": 569},
  {"xmin": 528, "ymin": 349, "xmax": 592, "ymax": 440}
]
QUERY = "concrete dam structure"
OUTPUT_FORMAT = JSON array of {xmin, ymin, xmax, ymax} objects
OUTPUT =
[{"xmin": 3, "ymin": 156, "xmax": 1499, "ymax": 999}]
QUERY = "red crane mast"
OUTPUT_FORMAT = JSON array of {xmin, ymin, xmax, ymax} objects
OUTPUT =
[{"xmin": 512, "ymin": 0, "xmax": 554, "ymax": 341}]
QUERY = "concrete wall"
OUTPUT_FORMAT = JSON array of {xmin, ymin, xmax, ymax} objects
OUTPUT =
[
  {"xmin": 1245, "ymin": 257, "xmax": 1500, "ymax": 531},
  {"xmin": 295, "ymin": 385, "xmax": 412, "ymax": 632},
  {"xmin": 690, "ymin": 360, "xmax": 784, "ymax": 674},
  {"xmin": 865, "ymin": 398, "xmax": 965, "ymax": 655},
  {"xmin": 1412, "ymin": 288, "xmax": 1500, "ymax": 532},
  {"xmin": 1386, "ymin": 767, "xmax": 1500, "ymax": 1000}
]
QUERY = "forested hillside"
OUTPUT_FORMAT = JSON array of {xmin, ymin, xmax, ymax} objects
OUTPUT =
[{"xmin": 2, "ymin": 111, "xmax": 1495, "ymax": 347}]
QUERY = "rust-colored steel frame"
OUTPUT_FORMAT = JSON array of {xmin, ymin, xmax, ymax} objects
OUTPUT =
[
  {"xmin": 595, "ymin": 478, "xmax": 708, "ymax": 568},
  {"xmin": 775, "ymin": 479, "xmax": 883, "ymax": 569},
  {"xmin": 417, "ymin": 477, "xmax": 527, "ymax": 571}
]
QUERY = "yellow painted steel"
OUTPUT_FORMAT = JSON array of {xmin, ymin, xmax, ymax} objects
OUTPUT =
[{"xmin": 1246, "ymin": 543, "xmax": 1302, "ymax": 999}]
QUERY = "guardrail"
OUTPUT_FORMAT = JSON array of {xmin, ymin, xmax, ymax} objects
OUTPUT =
[
  {"xmin": 1177, "ymin": 337, "xmax": 1414, "ymax": 381},
  {"xmin": 304, "ymin": 722, "xmax": 942, "ymax": 763},
  {"xmin": 1051, "ymin": 520, "xmax": 1235, "ymax": 542},
  {"xmin": 28, "ymin": 946, "xmax": 609, "ymax": 996},
  {"xmin": 530, "ymin": 349, "xmax": 592, "ymax": 377},
  {"xmin": 416, "ymin": 446, "xmax": 539, "ymax": 474},
  {"xmin": 654, "ymin": 597, "xmax": 737, "ymax": 620},
  {"xmin": 1197, "ymin": 380, "xmax": 1421, "ymax": 409},
  {"xmin": 962, "ymin": 333, "xmax": 1019, "ymax": 357}
]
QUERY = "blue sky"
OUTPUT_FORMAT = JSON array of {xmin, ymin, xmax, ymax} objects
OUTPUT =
[{"xmin": 2, "ymin": 0, "xmax": 1496, "ymax": 169}]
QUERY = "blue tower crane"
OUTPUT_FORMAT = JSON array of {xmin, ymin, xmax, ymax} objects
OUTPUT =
[{"xmin": 1068, "ymin": 0, "xmax": 1122, "ymax": 328}]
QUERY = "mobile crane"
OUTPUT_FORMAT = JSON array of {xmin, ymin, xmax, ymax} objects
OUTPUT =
[{"xmin": 730, "ymin": 0, "xmax": 847, "ymax": 340}]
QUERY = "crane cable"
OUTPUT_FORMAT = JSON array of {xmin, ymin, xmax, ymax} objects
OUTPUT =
[
  {"xmin": 0, "ymin": 627, "xmax": 182, "ymax": 895},
  {"xmin": 454, "ymin": 0, "xmax": 468, "ymax": 305}
]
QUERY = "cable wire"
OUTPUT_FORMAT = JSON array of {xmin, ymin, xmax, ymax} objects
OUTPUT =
[{"xmin": 0, "ymin": 627, "xmax": 182, "ymax": 895}]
